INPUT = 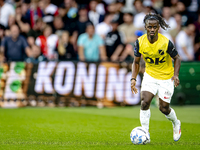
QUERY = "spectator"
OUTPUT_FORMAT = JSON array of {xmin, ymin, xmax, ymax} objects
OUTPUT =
[
  {"xmin": 1, "ymin": 24, "xmax": 31, "ymax": 61},
  {"xmin": 96, "ymin": 0, "xmax": 106, "ymax": 15},
  {"xmin": 169, "ymin": 13, "xmax": 182, "ymax": 42},
  {"xmin": 63, "ymin": 0, "xmax": 78, "ymax": 20},
  {"xmin": 77, "ymin": 23, "xmax": 107, "ymax": 61},
  {"xmin": 152, "ymin": 0, "xmax": 163, "ymax": 14},
  {"xmin": 20, "ymin": 2, "xmax": 32, "ymax": 24},
  {"xmin": 6, "ymin": 5, "xmax": 30, "ymax": 36},
  {"xmin": 27, "ymin": 18, "xmax": 46, "ymax": 45},
  {"xmin": 113, "ymin": 0, "xmax": 125, "ymax": 25},
  {"xmin": 88, "ymin": 0, "xmax": 104, "ymax": 27},
  {"xmin": 4, "ymin": 15, "xmax": 16, "ymax": 37},
  {"xmin": 133, "ymin": 0, "xmax": 156, "ymax": 30},
  {"xmin": 107, "ymin": 1, "xmax": 117, "ymax": 14},
  {"xmin": 58, "ymin": 31, "xmax": 77, "ymax": 60},
  {"xmin": 26, "ymin": 45, "xmax": 43, "ymax": 63},
  {"xmin": 133, "ymin": 0, "xmax": 143, "ymax": 14},
  {"xmin": 168, "ymin": 0, "xmax": 179, "ymax": 15},
  {"xmin": 118, "ymin": 12, "xmax": 137, "ymax": 61},
  {"xmin": 119, "ymin": 30, "xmax": 144, "ymax": 62},
  {"xmin": 122, "ymin": 0, "xmax": 135, "ymax": 14},
  {"xmin": 23, "ymin": 0, "xmax": 44, "ymax": 28},
  {"xmin": 106, "ymin": 1, "xmax": 124, "ymax": 25},
  {"xmin": 187, "ymin": 0, "xmax": 199, "ymax": 23},
  {"xmin": 161, "ymin": 7, "xmax": 177, "ymax": 33},
  {"xmin": 176, "ymin": 24, "xmax": 195, "ymax": 61},
  {"xmin": 0, "ymin": 0, "xmax": 198, "ymax": 64},
  {"xmin": 59, "ymin": 0, "xmax": 78, "ymax": 26},
  {"xmin": 26, "ymin": 19, "xmax": 46, "ymax": 63},
  {"xmin": 74, "ymin": 5, "xmax": 92, "ymax": 36},
  {"xmin": 176, "ymin": 1, "xmax": 191, "ymax": 26},
  {"xmin": 39, "ymin": 0, "xmax": 59, "ymax": 24},
  {"xmin": 52, "ymin": 16, "xmax": 66, "ymax": 37},
  {"xmin": 95, "ymin": 13, "xmax": 113, "ymax": 39},
  {"xmin": 105, "ymin": 18, "xmax": 124, "ymax": 61},
  {"xmin": 118, "ymin": 12, "xmax": 137, "ymax": 44},
  {"xmin": 0, "ymin": 0, "xmax": 15, "ymax": 28},
  {"xmin": 70, "ymin": 5, "xmax": 92, "ymax": 50},
  {"xmin": 15, "ymin": 5, "xmax": 31, "ymax": 36},
  {"xmin": 35, "ymin": 25, "xmax": 58, "ymax": 60}
]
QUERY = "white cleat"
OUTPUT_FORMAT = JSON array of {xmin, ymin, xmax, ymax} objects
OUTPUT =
[{"xmin": 173, "ymin": 120, "xmax": 181, "ymax": 141}]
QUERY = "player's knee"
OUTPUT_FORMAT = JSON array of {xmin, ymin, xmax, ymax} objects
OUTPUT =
[
  {"xmin": 141, "ymin": 99, "xmax": 150, "ymax": 110},
  {"xmin": 159, "ymin": 105, "xmax": 170, "ymax": 115}
]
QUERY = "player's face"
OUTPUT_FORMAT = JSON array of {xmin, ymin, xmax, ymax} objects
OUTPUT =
[{"xmin": 145, "ymin": 20, "xmax": 159, "ymax": 40}]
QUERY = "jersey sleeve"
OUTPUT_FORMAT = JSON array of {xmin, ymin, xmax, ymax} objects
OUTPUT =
[
  {"xmin": 167, "ymin": 40, "xmax": 178, "ymax": 58},
  {"xmin": 134, "ymin": 39, "xmax": 141, "ymax": 57}
]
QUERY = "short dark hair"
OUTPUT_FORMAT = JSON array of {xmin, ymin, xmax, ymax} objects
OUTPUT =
[
  {"xmin": 144, "ymin": 13, "xmax": 170, "ymax": 30},
  {"xmin": 78, "ymin": 4, "xmax": 87, "ymax": 10},
  {"xmin": 117, "ymin": 0, "xmax": 125, "ymax": 5},
  {"xmin": 124, "ymin": 12, "xmax": 134, "ymax": 17},
  {"xmin": 86, "ymin": 22, "xmax": 94, "ymax": 28}
]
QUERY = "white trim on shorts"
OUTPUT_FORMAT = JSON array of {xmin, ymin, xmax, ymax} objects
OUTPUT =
[{"xmin": 141, "ymin": 72, "xmax": 174, "ymax": 103}]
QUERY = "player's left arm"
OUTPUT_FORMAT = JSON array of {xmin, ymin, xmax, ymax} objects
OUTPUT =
[
  {"xmin": 172, "ymin": 54, "xmax": 181, "ymax": 87},
  {"xmin": 167, "ymin": 40, "xmax": 181, "ymax": 87}
]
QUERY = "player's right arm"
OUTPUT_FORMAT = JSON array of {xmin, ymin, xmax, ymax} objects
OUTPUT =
[{"xmin": 131, "ymin": 39, "xmax": 141, "ymax": 94}]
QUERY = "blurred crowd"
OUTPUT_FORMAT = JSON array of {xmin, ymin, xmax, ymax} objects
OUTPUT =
[{"xmin": 0, "ymin": 0, "xmax": 200, "ymax": 63}]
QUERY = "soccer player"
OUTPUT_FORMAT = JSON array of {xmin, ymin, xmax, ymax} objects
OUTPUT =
[{"xmin": 131, "ymin": 13, "xmax": 181, "ymax": 141}]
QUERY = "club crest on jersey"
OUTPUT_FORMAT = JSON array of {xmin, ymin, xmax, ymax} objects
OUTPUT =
[
  {"xmin": 158, "ymin": 50, "xmax": 165, "ymax": 55},
  {"xmin": 134, "ymin": 47, "xmax": 137, "ymax": 54}
]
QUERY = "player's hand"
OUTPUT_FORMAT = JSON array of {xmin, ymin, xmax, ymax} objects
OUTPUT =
[
  {"xmin": 131, "ymin": 80, "xmax": 138, "ymax": 94},
  {"xmin": 171, "ymin": 75, "xmax": 180, "ymax": 87}
]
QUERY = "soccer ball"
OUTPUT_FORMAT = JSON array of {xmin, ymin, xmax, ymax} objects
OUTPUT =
[{"xmin": 130, "ymin": 126, "xmax": 150, "ymax": 145}]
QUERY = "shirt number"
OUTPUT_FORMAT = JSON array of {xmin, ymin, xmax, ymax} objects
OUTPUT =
[{"xmin": 145, "ymin": 57, "xmax": 165, "ymax": 65}]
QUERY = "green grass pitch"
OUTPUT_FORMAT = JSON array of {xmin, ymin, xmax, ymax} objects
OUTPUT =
[{"xmin": 0, "ymin": 106, "xmax": 200, "ymax": 150}]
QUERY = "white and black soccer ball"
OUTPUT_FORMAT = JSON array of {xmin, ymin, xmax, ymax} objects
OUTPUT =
[{"xmin": 130, "ymin": 126, "xmax": 150, "ymax": 145}]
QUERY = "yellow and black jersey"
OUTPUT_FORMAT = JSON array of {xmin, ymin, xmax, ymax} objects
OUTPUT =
[{"xmin": 134, "ymin": 33, "xmax": 178, "ymax": 80}]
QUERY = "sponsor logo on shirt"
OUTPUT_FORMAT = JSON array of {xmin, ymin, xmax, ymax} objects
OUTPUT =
[{"xmin": 158, "ymin": 50, "xmax": 165, "ymax": 55}]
